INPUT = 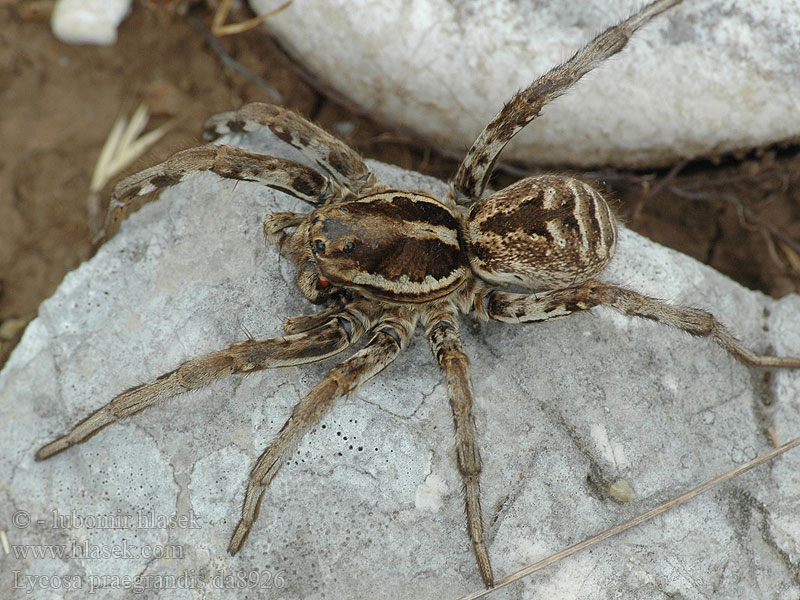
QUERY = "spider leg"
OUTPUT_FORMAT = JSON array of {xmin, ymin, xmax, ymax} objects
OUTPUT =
[
  {"xmin": 203, "ymin": 103, "xmax": 381, "ymax": 196},
  {"xmin": 422, "ymin": 305, "xmax": 494, "ymax": 587},
  {"xmin": 102, "ymin": 145, "xmax": 347, "ymax": 241},
  {"xmin": 262, "ymin": 211, "xmax": 307, "ymax": 251},
  {"xmin": 486, "ymin": 280, "xmax": 800, "ymax": 369},
  {"xmin": 227, "ymin": 307, "xmax": 417, "ymax": 554},
  {"xmin": 35, "ymin": 300, "xmax": 381, "ymax": 461},
  {"xmin": 283, "ymin": 301, "xmax": 346, "ymax": 334},
  {"xmin": 449, "ymin": 0, "xmax": 682, "ymax": 203}
]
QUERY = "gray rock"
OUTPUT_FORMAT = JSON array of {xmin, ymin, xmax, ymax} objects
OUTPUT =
[
  {"xmin": 256, "ymin": 0, "xmax": 800, "ymax": 167},
  {"xmin": 2, "ymin": 127, "xmax": 800, "ymax": 599}
]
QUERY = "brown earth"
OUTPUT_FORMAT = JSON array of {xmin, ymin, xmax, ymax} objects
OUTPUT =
[{"xmin": 2, "ymin": 1, "xmax": 799, "ymax": 367}]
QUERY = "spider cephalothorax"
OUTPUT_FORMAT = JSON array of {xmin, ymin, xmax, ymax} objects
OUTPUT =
[
  {"xmin": 36, "ymin": 0, "xmax": 800, "ymax": 588},
  {"xmin": 304, "ymin": 192, "xmax": 469, "ymax": 303}
]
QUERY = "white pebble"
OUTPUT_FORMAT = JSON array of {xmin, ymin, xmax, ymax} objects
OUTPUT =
[{"xmin": 51, "ymin": 0, "xmax": 132, "ymax": 46}]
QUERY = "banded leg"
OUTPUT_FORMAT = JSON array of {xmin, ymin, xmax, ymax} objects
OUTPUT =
[
  {"xmin": 204, "ymin": 102, "xmax": 381, "ymax": 195},
  {"xmin": 283, "ymin": 302, "xmax": 346, "ymax": 334},
  {"xmin": 35, "ymin": 300, "xmax": 380, "ymax": 461},
  {"xmin": 487, "ymin": 280, "xmax": 800, "ymax": 369},
  {"xmin": 449, "ymin": 0, "xmax": 682, "ymax": 203},
  {"xmin": 102, "ymin": 144, "xmax": 347, "ymax": 241},
  {"xmin": 228, "ymin": 307, "xmax": 417, "ymax": 554},
  {"xmin": 262, "ymin": 211, "xmax": 308, "ymax": 254},
  {"xmin": 422, "ymin": 306, "xmax": 493, "ymax": 587}
]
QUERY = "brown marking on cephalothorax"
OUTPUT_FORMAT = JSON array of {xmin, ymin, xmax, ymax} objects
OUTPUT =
[
  {"xmin": 345, "ymin": 237, "xmax": 462, "ymax": 284},
  {"xmin": 345, "ymin": 193, "xmax": 462, "ymax": 230},
  {"xmin": 304, "ymin": 192, "xmax": 469, "ymax": 302}
]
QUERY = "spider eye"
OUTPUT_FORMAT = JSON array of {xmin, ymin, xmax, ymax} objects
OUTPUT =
[
  {"xmin": 314, "ymin": 240, "xmax": 326, "ymax": 253},
  {"xmin": 342, "ymin": 241, "xmax": 356, "ymax": 254}
]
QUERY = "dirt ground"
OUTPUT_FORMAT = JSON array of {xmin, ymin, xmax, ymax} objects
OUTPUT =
[{"xmin": 2, "ymin": 1, "xmax": 800, "ymax": 368}]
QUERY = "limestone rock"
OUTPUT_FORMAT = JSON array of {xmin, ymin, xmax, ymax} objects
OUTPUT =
[
  {"xmin": 256, "ymin": 0, "xmax": 800, "ymax": 167},
  {"xmin": 2, "ymin": 127, "xmax": 799, "ymax": 598}
]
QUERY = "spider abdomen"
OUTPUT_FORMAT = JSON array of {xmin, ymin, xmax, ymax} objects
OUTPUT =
[{"xmin": 465, "ymin": 175, "xmax": 617, "ymax": 290}]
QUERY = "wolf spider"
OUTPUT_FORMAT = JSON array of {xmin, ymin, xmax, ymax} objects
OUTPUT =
[{"xmin": 36, "ymin": 0, "xmax": 800, "ymax": 587}]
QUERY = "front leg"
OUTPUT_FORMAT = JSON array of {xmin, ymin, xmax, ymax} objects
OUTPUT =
[
  {"xmin": 449, "ymin": 0, "xmax": 681, "ymax": 203},
  {"xmin": 102, "ymin": 145, "xmax": 348, "ymax": 241},
  {"xmin": 204, "ymin": 103, "xmax": 382, "ymax": 196},
  {"xmin": 487, "ymin": 280, "xmax": 800, "ymax": 369}
]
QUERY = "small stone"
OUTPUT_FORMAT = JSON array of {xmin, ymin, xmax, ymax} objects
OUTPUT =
[
  {"xmin": 51, "ymin": 0, "xmax": 132, "ymax": 46},
  {"xmin": 608, "ymin": 479, "xmax": 636, "ymax": 503}
]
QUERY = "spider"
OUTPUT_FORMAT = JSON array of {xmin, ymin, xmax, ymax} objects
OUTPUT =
[{"xmin": 35, "ymin": 0, "xmax": 800, "ymax": 588}]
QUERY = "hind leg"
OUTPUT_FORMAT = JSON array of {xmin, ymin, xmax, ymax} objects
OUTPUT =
[{"xmin": 486, "ymin": 280, "xmax": 800, "ymax": 369}]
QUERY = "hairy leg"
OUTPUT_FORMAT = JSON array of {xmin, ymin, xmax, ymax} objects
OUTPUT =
[
  {"xmin": 102, "ymin": 145, "xmax": 347, "ymax": 241},
  {"xmin": 204, "ymin": 102, "xmax": 381, "ymax": 196},
  {"xmin": 422, "ymin": 305, "xmax": 493, "ymax": 587},
  {"xmin": 486, "ymin": 280, "xmax": 800, "ymax": 369},
  {"xmin": 282, "ymin": 302, "xmax": 347, "ymax": 334},
  {"xmin": 36, "ymin": 300, "xmax": 381, "ymax": 461},
  {"xmin": 228, "ymin": 307, "xmax": 417, "ymax": 553},
  {"xmin": 449, "ymin": 0, "xmax": 682, "ymax": 203}
]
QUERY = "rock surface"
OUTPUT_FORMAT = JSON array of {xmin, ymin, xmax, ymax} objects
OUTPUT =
[
  {"xmin": 256, "ymin": 0, "xmax": 800, "ymax": 168},
  {"xmin": 2, "ymin": 127, "xmax": 800, "ymax": 599}
]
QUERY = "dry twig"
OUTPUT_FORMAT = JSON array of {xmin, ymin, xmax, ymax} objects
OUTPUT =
[{"xmin": 456, "ymin": 435, "xmax": 800, "ymax": 600}]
